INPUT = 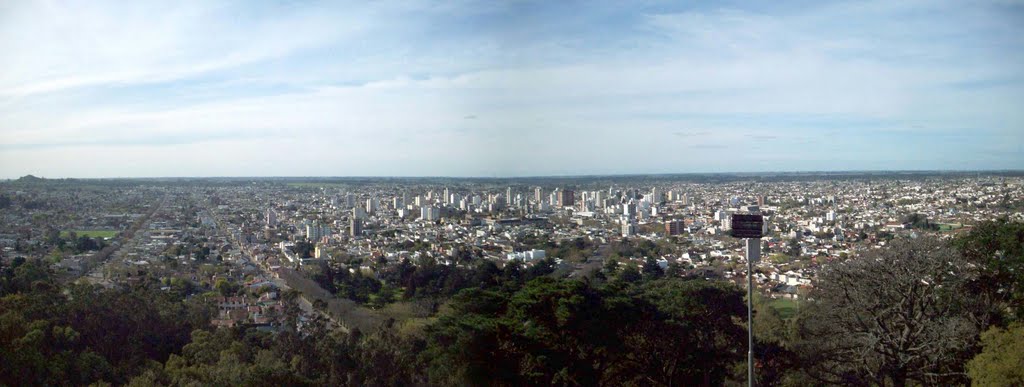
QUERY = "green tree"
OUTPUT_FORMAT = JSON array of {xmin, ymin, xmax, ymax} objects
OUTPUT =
[
  {"xmin": 955, "ymin": 219, "xmax": 1024, "ymax": 321},
  {"xmin": 0, "ymin": 263, "xmax": 210, "ymax": 385},
  {"xmin": 422, "ymin": 276, "xmax": 749, "ymax": 386},
  {"xmin": 617, "ymin": 263, "xmax": 642, "ymax": 283},
  {"xmin": 601, "ymin": 258, "xmax": 619, "ymax": 278},
  {"xmin": 967, "ymin": 322, "xmax": 1024, "ymax": 386},
  {"xmin": 611, "ymin": 279, "xmax": 747, "ymax": 386},
  {"xmin": 902, "ymin": 213, "xmax": 939, "ymax": 231},
  {"xmin": 641, "ymin": 256, "xmax": 664, "ymax": 280},
  {"xmin": 505, "ymin": 278, "xmax": 608, "ymax": 385},
  {"xmin": 753, "ymin": 295, "xmax": 789, "ymax": 344},
  {"xmin": 421, "ymin": 288, "xmax": 520, "ymax": 385},
  {"xmin": 281, "ymin": 289, "xmax": 302, "ymax": 332},
  {"xmin": 214, "ymin": 278, "xmax": 241, "ymax": 297},
  {"xmin": 786, "ymin": 238, "xmax": 802, "ymax": 257},
  {"xmin": 524, "ymin": 257, "xmax": 557, "ymax": 280},
  {"xmin": 665, "ymin": 261, "xmax": 685, "ymax": 278}
]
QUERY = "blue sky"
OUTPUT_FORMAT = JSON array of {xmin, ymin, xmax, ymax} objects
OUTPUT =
[{"xmin": 0, "ymin": 0, "xmax": 1022, "ymax": 178}]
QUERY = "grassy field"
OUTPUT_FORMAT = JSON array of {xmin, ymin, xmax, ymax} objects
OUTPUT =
[
  {"xmin": 937, "ymin": 223, "xmax": 964, "ymax": 231},
  {"xmin": 61, "ymin": 230, "xmax": 118, "ymax": 239},
  {"xmin": 769, "ymin": 297, "xmax": 801, "ymax": 320},
  {"xmin": 378, "ymin": 301, "xmax": 439, "ymax": 337}
]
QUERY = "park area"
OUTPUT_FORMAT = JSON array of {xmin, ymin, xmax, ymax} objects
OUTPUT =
[
  {"xmin": 769, "ymin": 297, "xmax": 801, "ymax": 319},
  {"xmin": 61, "ymin": 230, "xmax": 118, "ymax": 239}
]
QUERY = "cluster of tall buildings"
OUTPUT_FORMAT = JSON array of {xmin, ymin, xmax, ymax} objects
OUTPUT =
[
  {"xmin": 420, "ymin": 206, "xmax": 441, "ymax": 221},
  {"xmin": 305, "ymin": 221, "xmax": 331, "ymax": 241},
  {"xmin": 267, "ymin": 185, "xmax": 706, "ymax": 244}
]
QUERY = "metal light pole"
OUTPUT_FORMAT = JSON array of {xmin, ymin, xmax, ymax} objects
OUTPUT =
[
  {"xmin": 731, "ymin": 208, "xmax": 763, "ymax": 387},
  {"xmin": 745, "ymin": 237, "xmax": 760, "ymax": 387}
]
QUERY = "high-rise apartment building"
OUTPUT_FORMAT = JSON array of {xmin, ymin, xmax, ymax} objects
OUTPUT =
[
  {"xmin": 420, "ymin": 206, "xmax": 440, "ymax": 221},
  {"xmin": 622, "ymin": 219, "xmax": 637, "ymax": 236},
  {"xmin": 665, "ymin": 220, "xmax": 684, "ymax": 236},
  {"xmin": 265, "ymin": 209, "xmax": 277, "ymax": 228},
  {"xmin": 350, "ymin": 218, "xmax": 362, "ymax": 237},
  {"xmin": 557, "ymin": 189, "xmax": 575, "ymax": 207},
  {"xmin": 306, "ymin": 222, "xmax": 330, "ymax": 240}
]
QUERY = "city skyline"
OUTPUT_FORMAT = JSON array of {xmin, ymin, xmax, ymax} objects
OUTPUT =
[{"xmin": 1, "ymin": 0, "xmax": 1023, "ymax": 178}]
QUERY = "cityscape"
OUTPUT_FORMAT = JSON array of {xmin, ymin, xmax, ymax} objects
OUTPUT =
[
  {"xmin": 2, "ymin": 0, "xmax": 1024, "ymax": 386},
  {"xmin": 2, "ymin": 172, "xmax": 1023, "ymax": 385}
]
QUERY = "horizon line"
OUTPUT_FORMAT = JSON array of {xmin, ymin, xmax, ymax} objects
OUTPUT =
[{"xmin": 4, "ymin": 168, "xmax": 1023, "ymax": 181}]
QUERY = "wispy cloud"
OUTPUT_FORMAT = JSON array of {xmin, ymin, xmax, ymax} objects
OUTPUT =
[
  {"xmin": 0, "ymin": 0, "xmax": 1022, "ymax": 177},
  {"xmin": 673, "ymin": 131, "xmax": 712, "ymax": 138}
]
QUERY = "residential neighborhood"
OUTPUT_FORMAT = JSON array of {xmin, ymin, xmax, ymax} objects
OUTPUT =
[{"xmin": 3, "ymin": 173, "xmax": 1022, "ymax": 333}]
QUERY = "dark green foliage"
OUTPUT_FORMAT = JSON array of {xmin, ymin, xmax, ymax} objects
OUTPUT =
[
  {"xmin": 41, "ymin": 231, "xmax": 108, "ymax": 254},
  {"xmin": 0, "ymin": 259, "xmax": 211, "ymax": 386},
  {"xmin": 292, "ymin": 241, "xmax": 315, "ymax": 258},
  {"xmin": 311, "ymin": 261, "xmax": 337, "ymax": 294},
  {"xmin": 786, "ymin": 238, "xmax": 802, "ymax": 257},
  {"xmin": 666, "ymin": 261, "xmax": 686, "ymax": 277},
  {"xmin": 1, "ymin": 257, "xmax": 50, "ymax": 296},
  {"xmin": 617, "ymin": 262, "xmax": 642, "ymax": 283},
  {"xmin": 73, "ymin": 235, "xmax": 106, "ymax": 252},
  {"xmin": 8, "ymin": 225, "xmax": 1024, "ymax": 386},
  {"xmin": 516, "ymin": 232, "xmax": 597, "ymax": 263},
  {"xmin": 642, "ymin": 256, "xmax": 664, "ymax": 279},
  {"xmin": 124, "ymin": 318, "xmax": 426, "ymax": 386},
  {"xmin": 422, "ymin": 276, "xmax": 747, "ymax": 386},
  {"xmin": 955, "ymin": 219, "xmax": 1024, "ymax": 321},
  {"xmin": 214, "ymin": 278, "xmax": 242, "ymax": 297},
  {"xmin": 610, "ymin": 237, "xmax": 672, "ymax": 259},
  {"xmin": 524, "ymin": 257, "xmax": 557, "ymax": 279},
  {"xmin": 902, "ymin": 213, "xmax": 940, "ymax": 230},
  {"xmin": 601, "ymin": 257, "xmax": 619, "ymax": 277},
  {"xmin": 451, "ymin": 245, "xmax": 478, "ymax": 264},
  {"xmin": 374, "ymin": 256, "xmax": 557, "ymax": 306},
  {"xmin": 750, "ymin": 295, "xmax": 801, "ymax": 386}
]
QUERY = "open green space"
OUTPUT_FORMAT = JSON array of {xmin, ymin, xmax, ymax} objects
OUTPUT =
[
  {"xmin": 937, "ymin": 223, "xmax": 964, "ymax": 231},
  {"xmin": 61, "ymin": 230, "xmax": 118, "ymax": 239},
  {"xmin": 769, "ymin": 297, "xmax": 801, "ymax": 319},
  {"xmin": 379, "ymin": 300, "xmax": 443, "ymax": 337}
]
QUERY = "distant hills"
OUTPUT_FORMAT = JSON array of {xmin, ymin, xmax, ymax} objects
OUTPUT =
[{"xmin": 16, "ymin": 174, "xmax": 44, "ymax": 182}]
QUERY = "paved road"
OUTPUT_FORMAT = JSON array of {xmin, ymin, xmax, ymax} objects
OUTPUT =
[
  {"xmin": 81, "ymin": 193, "xmax": 170, "ymax": 282},
  {"xmin": 204, "ymin": 200, "xmax": 356, "ymax": 330}
]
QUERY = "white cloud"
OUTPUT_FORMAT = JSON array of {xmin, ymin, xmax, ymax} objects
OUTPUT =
[
  {"xmin": 0, "ymin": 0, "xmax": 1021, "ymax": 177},
  {"xmin": 0, "ymin": 1, "xmax": 365, "ymax": 97}
]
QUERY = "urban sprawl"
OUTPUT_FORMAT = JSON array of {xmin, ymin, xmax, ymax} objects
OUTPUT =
[{"xmin": 2, "ymin": 173, "xmax": 1022, "ymax": 332}]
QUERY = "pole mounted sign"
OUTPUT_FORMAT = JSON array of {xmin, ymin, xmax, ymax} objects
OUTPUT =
[
  {"xmin": 730, "ymin": 214, "xmax": 764, "ymax": 239},
  {"xmin": 731, "ymin": 211, "xmax": 764, "ymax": 387}
]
